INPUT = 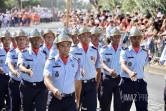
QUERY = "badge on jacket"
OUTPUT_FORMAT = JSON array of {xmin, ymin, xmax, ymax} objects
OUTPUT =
[
  {"xmin": 91, "ymin": 56, "xmax": 96, "ymax": 63},
  {"xmin": 0, "ymin": 60, "xmax": 3, "ymax": 64},
  {"xmin": 55, "ymin": 71, "xmax": 59, "ymax": 77},
  {"xmin": 107, "ymin": 58, "xmax": 110, "ymax": 62},
  {"xmin": 128, "ymin": 62, "xmax": 132, "ymax": 66}
]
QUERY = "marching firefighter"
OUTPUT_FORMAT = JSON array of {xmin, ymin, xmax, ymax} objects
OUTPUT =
[
  {"xmin": 120, "ymin": 27, "xmax": 149, "ymax": 111},
  {"xmin": 70, "ymin": 26, "xmax": 101, "ymax": 111},
  {"xmin": 99, "ymin": 28, "xmax": 122, "ymax": 111},
  {"xmin": 44, "ymin": 33, "xmax": 82, "ymax": 111},
  {"xmin": 18, "ymin": 29, "xmax": 47, "ymax": 111},
  {"xmin": 6, "ymin": 29, "xmax": 28, "ymax": 111}
]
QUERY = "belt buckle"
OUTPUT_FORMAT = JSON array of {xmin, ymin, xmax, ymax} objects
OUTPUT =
[
  {"xmin": 33, "ymin": 83, "xmax": 36, "ymax": 86},
  {"xmin": 83, "ymin": 80, "xmax": 87, "ymax": 83}
]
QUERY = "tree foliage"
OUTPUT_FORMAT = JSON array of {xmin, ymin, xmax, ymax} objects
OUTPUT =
[
  {"xmin": 90, "ymin": 0, "xmax": 166, "ymax": 14},
  {"xmin": 16, "ymin": 0, "xmax": 44, "ymax": 9},
  {"xmin": 55, "ymin": 0, "xmax": 92, "ymax": 10},
  {"xmin": 0, "ymin": 0, "xmax": 14, "ymax": 11}
]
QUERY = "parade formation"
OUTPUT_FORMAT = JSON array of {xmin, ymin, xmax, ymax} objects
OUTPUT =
[
  {"xmin": 0, "ymin": 25, "xmax": 151, "ymax": 111},
  {"xmin": 0, "ymin": 4, "xmax": 166, "ymax": 111}
]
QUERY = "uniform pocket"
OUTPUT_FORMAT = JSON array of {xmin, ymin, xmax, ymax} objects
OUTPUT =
[
  {"xmin": 127, "ymin": 58, "xmax": 135, "ymax": 70},
  {"xmin": 105, "ymin": 55, "xmax": 113, "ymax": 65},
  {"xmin": 52, "ymin": 68, "xmax": 64, "ymax": 81}
]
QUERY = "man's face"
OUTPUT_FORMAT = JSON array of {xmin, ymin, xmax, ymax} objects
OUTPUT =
[
  {"xmin": 156, "ymin": 8, "xmax": 159, "ymax": 13},
  {"xmin": 78, "ymin": 33, "xmax": 91, "ymax": 44},
  {"xmin": 1, "ymin": 37, "xmax": 11, "ymax": 48},
  {"xmin": 130, "ymin": 36, "xmax": 142, "ymax": 47},
  {"xmin": 57, "ymin": 42, "xmax": 71, "ymax": 56},
  {"xmin": 110, "ymin": 35, "xmax": 121, "ymax": 45},
  {"xmin": 29, "ymin": 37, "xmax": 41, "ymax": 48},
  {"xmin": 90, "ymin": 33, "xmax": 100, "ymax": 44},
  {"xmin": 15, "ymin": 36, "xmax": 27, "ymax": 48},
  {"xmin": 44, "ymin": 33, "xmax": 54, "ymax": 45},
  {"xmin": 71, "ymin": 35, "xmax": 79, "ymax": 45}
]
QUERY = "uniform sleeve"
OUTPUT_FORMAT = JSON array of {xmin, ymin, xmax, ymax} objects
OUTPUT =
[
  {"xmin": 5, "ymin": 51, "xmax": 14, "ymax": 64},
  {"xmin": 75, "ymin": 61, "xmax": 82, "ymax": 80},
  {"xmin": 95, "ymin": 50, "xmax": 102, "ymax": 68},
  {"xmin": 120, "ymin": 50, "xmax": 127, "ymax": 63},
  {"xmin": 17, "ymin": 52, "xmax": 25, "ymax": 66},
  {"xmin": 99, "ymin": 47, "xmax": 106, "ymax": 61},
  {"xmin": 44, "ymin": 59, "xmax": 53, "ymax": 77}
]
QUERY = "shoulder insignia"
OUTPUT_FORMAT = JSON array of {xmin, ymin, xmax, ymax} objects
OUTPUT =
[
  {"xmin": 48, "ymin": 57, "xmax": 55, "ymax": 60},
  {"xmin": 143, "ymin": 48, "xmax": 148, "ymax": 52},
  {"xmin": 72, "ymin": 44, "xmax": 77, "ymax": 47},
  {"xmin": 91, "ymin": 46, "xmax": 97, "ymax": 50},
  {"xmin": 42, "ymin": 50, "xmax": 47, "ymax": 55},
  {"xmin": 22, "ymin": 49, "xmax": 27, "ymax": 53},
  {"xmin": 71, "ymin": 56, "xmax": 79, "ymax": 61},
  {"xmin": 9, "ymin": 49, "xmax": 14, "ymax": 52},
  {"xmin": 122, "ymin": 47, "xmax": 128, "ymax": 50},
  {"xmin": 40, "ymin": 44, "xmax": 43, "ymax": 47},
  {"xmin": 102, "ymin": 45, "xmax": 107, "ymax": 48},
  {"xmin": 102, "ymin": 45, "xmax": 108, "ymax": 49}
]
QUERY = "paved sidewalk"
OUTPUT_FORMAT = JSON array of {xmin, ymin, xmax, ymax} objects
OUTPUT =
[{"xmin": 145, "ymin": 63, "xmax": 166, "ymax": 76}]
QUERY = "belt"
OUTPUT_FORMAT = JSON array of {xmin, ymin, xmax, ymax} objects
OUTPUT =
[
  {"xmin": 10, "ymin": 78, "xmax": 21, "ymax": 83},
  {"xmin": 81, "ymin": 78, "xmax": 95, "ymax": 83},
  {"xmin": 122, "ymin": 77, "xmax": 144, "ymax": 82},
  {"xmin": 105, "ymin": 74, "xmax": 120, "ymax": 79},
  {"xmin": 22, "ymin": 80, "xmax": 44, "ymax": 87},
  {"xmin": 61, "ymin": 92, "xmax": 75, "ymax": 98}
]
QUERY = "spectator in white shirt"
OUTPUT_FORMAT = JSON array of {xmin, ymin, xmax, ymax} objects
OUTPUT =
[
  {"xmin": 106, "ymin": 20, "xmax": 114, "ymax": 38},
  {"xmin": 116, "ymin": 5, "xmax": 121, "ymax": 16}
]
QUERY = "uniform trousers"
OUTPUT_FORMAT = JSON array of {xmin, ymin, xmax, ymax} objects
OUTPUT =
[
  {"xmin": 0, "ymin": 74, "xmax": 10, "ymax": 110},
  {"xmin": 8, "ymin": 78, "xmax": 21, "ymax": 111},
  {"xmin": 100, "ymin": 75, "xmax": 121, "ymax": 111},
  {"xmin": 119, "ymin": 77, "xmax": 148, "ymax": 111},
  {"xmin": 20, "ymin": 80, "xmax": 47, "ymax": 111},
  {"xmin": 79, "ymin": 78, "xmax": 97, "ymax": 111},
  {"xmin": 48, "ymin": 92, "xmax": 76, "ymax": 111}
]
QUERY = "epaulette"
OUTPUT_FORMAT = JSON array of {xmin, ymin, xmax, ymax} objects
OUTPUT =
[
  {"xmin": 102, "ymin": 45, "xmax": 108, "ymax": 48},
  {"xmin": 92, "ymin": 46, "xmax": 97, "ymax": 50},
  {"xmin": 72, "ymin": 44, "xmax": 77, "ymax": 47},
  {"xmin": 142, "ymin": 48, "xmax": 148, "ymax": 52},
  {"xmin": 9, "ymin": 49, "xmax": 14, "ymax": 52},
  {"xmin": 40, "ymin": 44, "xmax": 43, "ymax": 47},
  {"xmin": 42, "ymin": 50, "xmax": 47, "ymax": 55},
  {"xmin": 72, "ymin": 55, "xmax": 79, "ymax": 61},
  {"xmin": 48, "ymin": 57, "xmax": 55, "ymax": 60},
  {"xmin": 122, "ymin": 47, "xmax": 128, "ymax": 50},
  {"xmin": 22, "ymin": 49, "xmax": 27, "ymax": 53}
]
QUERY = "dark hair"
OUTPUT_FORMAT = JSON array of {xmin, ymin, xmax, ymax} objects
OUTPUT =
[
  {"xmin": 153, "ymin": 21, "xmax": 160, "ymax": 32},
  {"xmin": 157, "ymin": 8, "xmax": 161, "ymax": 11},
  {"xmin": 126, "ymin": 18, "xmax": 131, "ymax": 23}
]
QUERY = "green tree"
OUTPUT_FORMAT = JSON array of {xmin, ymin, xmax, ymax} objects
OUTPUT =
[
  {"xmin": 16, "ymin": 0, "xmax": 44, "ymax": 9},
  {"xmin": 0, "ymin": 0, "xmax": 14, "ymax": 11},
  {"xmin": 92, "ymin": 0, "xmax": 166, "ymax": 14}
]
